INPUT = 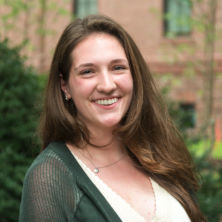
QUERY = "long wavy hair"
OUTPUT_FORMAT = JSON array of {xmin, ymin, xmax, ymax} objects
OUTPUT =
[{"xmin": 39, "ymin": 14, "xmax": 205, "ymax": 221}]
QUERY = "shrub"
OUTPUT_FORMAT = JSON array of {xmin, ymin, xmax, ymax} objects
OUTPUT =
[
  {"xmin": 0, "ymin": 39, "xmax": 44, "ymax": 221},
  {"xmin": 189, "ymin": 141, "xmax": 222, "ymax": 222}
]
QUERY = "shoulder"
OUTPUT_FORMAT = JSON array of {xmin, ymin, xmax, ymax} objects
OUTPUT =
[
  {"xmin": 24, "ymin": 142, "xmax": 75, "ymax": 188},
  {"xmin": 19, "ymin": 142, "xmax": 80, "ymax": 221}
]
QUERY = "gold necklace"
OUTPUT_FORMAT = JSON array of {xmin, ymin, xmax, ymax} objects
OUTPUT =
[{"xmin": 85, "ymin": 148, "xmax": 126, "ymax": 174}]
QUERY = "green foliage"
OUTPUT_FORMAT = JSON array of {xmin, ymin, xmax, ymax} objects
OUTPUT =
[
  {"xmin": 0, "ymin": 0, "xmax": 29, "ymax": 34},
  {"xmin": 161, "ymin": 84, "xmax": 193, "ymax": 138},
  {"xmin": 0, "ymin": 39, "xmax": 41, "ymax": 153},
  {"xmin": 0, "ymin": 39, "xmax": 44, "ymax": 221},
  {"xmin": 0, "ymin": 146, "xmax": 32, "ymax": 222},
  {"xmin": 212, "ymin": 142, "xmax": 222, "ymax": 159},
  {"xmin": 189, "ymin": 141, "xmax": 222, "ymax": 222}
]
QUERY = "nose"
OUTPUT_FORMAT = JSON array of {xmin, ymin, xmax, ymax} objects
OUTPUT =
[{"xmin": 96, "ymin": 71, "xmax": 117, "ymax": 93}]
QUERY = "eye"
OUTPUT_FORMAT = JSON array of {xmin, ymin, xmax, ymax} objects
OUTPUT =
[
  {"xmin": 113, "ymin": 65, "xmax": 126, "ymax": 71},
  {"xmin": 79, "ymin": 69, "xmax": 94, "ymax": 75}
]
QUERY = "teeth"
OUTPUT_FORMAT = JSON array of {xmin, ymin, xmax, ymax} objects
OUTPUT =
[{"xmin": 95, "ymin": 98, "xmax": 118, "ymax": 105}]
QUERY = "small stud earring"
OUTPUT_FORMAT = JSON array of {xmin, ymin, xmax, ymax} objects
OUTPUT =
[{"xmin": 65, "ymin": 95, "xmax": 69, "ymax": 101}]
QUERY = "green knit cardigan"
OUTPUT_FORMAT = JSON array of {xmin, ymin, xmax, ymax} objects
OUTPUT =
[{"xmin": 19, "ymin": 142, "xmax": 122, "ymax": 222}]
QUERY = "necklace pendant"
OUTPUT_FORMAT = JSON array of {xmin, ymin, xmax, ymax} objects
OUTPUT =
[{"xmin": 94, "ymin": 168, "xmax": 99, "ymax": 174}]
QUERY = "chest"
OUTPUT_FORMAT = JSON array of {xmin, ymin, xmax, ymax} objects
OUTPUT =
[{"xmin": 97, "ymin": 161, "xmax": 156, "ymax": 221}]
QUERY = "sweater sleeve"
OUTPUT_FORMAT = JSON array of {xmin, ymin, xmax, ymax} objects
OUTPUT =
[{"xmin": 19, "ymin": 152, "xmax": 77, "ymax": 222}]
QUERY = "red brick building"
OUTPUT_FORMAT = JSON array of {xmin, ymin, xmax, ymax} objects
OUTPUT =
[{"xmin": 1, "ymin": 0, "xmax": 222, "ymax": 135}]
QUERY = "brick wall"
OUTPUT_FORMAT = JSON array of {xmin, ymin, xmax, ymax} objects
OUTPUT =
[{"xmin": 1, "ymin": 0, "xmax": 221, "ymax": 132}]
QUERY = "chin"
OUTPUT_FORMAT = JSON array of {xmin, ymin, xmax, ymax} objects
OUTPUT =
[{"xmin": 99, "ymin": 118, "xmax": 121, "ymax": 129}]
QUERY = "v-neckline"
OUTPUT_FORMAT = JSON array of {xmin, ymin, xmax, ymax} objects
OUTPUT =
[{"xmin": 70, "ymin": 148, "xmax": 157, "ymax": 222}]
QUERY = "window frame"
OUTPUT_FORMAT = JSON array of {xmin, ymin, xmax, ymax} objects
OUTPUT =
[{"xmin": 163, "ymin": 0, "xmax": 192, "ymax": 38}]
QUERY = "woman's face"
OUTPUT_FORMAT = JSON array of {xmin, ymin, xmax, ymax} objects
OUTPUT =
[{"xmin": 61, "ymin": 33, "xmax": 133, "ymax": 131}]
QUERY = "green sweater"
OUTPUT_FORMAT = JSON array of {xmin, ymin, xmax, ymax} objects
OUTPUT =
[{"xmin": 19, "ymin": 142, "xmax": 122, "ymax": 222}]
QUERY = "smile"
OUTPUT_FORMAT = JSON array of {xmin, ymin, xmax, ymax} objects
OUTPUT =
[{"xmin": 94, "ymin": 98, "xmax": 119, "ymax": 106}]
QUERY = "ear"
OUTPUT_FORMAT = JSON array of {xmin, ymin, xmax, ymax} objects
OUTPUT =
[{"xmin": 60, "ymin": 74, "xmax": 71, "ymax": 100}]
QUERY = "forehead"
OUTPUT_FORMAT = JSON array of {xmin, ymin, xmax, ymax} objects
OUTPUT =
[
  {"xmin": 76, "ymin": 32, "xmax": 123, "ymax": 48},
  {"xmin": 71, "ymin": 33, "xmax": 126, "ymax": 63}
]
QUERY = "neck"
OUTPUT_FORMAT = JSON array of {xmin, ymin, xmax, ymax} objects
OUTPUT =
[
  {"xmin": 87, "ymin": 136, "xmax": 124, "ymax": 154},
  {"xmin": 83, "ymin": 134, "xmax": 126, "ymax": 165},
  {"xmin": 75, "ymin": 123, "xmax": 127, "ymax": 169},
  {"xmin": 66, "ymin": 129, "xmax": 127, "ymax": 174},
  {"xmin": 87, "ymin": 124, "xmax": 117, "ymax": 147}
]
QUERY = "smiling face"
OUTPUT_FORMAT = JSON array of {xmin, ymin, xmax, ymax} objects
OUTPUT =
[{"xmin": 61, "ymin": 33, "xmax": 133, "ymax": 131}]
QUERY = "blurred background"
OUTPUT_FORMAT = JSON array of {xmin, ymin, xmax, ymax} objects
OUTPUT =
[{"xmin": 0, "ymin": 0, "xmax": 221, "ymax": 221}]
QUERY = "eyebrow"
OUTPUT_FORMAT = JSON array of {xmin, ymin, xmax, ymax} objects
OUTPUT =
[
  {"xmin": 110, "ymin": 59, "xmax": 128, "ymax": 64},
  {"xmin": 73, "ymin": 63, "xmax": 94, "ymax": 72}
]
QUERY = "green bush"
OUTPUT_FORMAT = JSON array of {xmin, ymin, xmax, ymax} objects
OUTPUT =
[
  {"xmin": 189, "ymin": 141, "xmax": 222, "ymax": 222},
  {"xmin": 0, "ymin": 39, "xmax": 44, "ymax": 221},
  {"xmin": 161, "ymin": 85, "xmax": 192, "ymax": 139}
]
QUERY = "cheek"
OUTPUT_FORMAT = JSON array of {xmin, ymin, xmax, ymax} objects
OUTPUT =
[
  {"xmin": 69, "ymin": 79, "xmax": 95, "ymax": 102},
  {"xmin": 120, "ymin": 74, "xmax": 133, "ymax": 95}
]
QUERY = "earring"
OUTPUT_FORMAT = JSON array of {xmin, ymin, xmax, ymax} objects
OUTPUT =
[{"xmin": 65, "ymin": 95, "xmax": 69, "ymax": 101}]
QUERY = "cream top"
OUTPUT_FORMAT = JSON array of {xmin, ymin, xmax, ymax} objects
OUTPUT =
[{"xmin": 75, "ymin": 156, "xmax": 191, "ymax": 222}]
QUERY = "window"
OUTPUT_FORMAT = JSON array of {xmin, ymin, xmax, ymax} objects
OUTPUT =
[
  {"xmin": 179, "ymin": 103, "xmax": 196, "ymax": 129},
  {"xmin": 73, "ymin": 0, "xmax": 97, "ymax": 18},
  {"xmin": 163, "ymin": 0, "xmax": 192, "ymax": 37}
]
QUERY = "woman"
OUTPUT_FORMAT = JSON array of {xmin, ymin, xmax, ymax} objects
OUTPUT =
[{"xmin": 19, "ymin": 15, "xmax": 205, "ymax": 221}]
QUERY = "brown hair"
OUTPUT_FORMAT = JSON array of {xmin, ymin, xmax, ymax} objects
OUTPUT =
[{"xmin": 39, "ymin": 14, "xmax": 205, "ymax": 221}]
